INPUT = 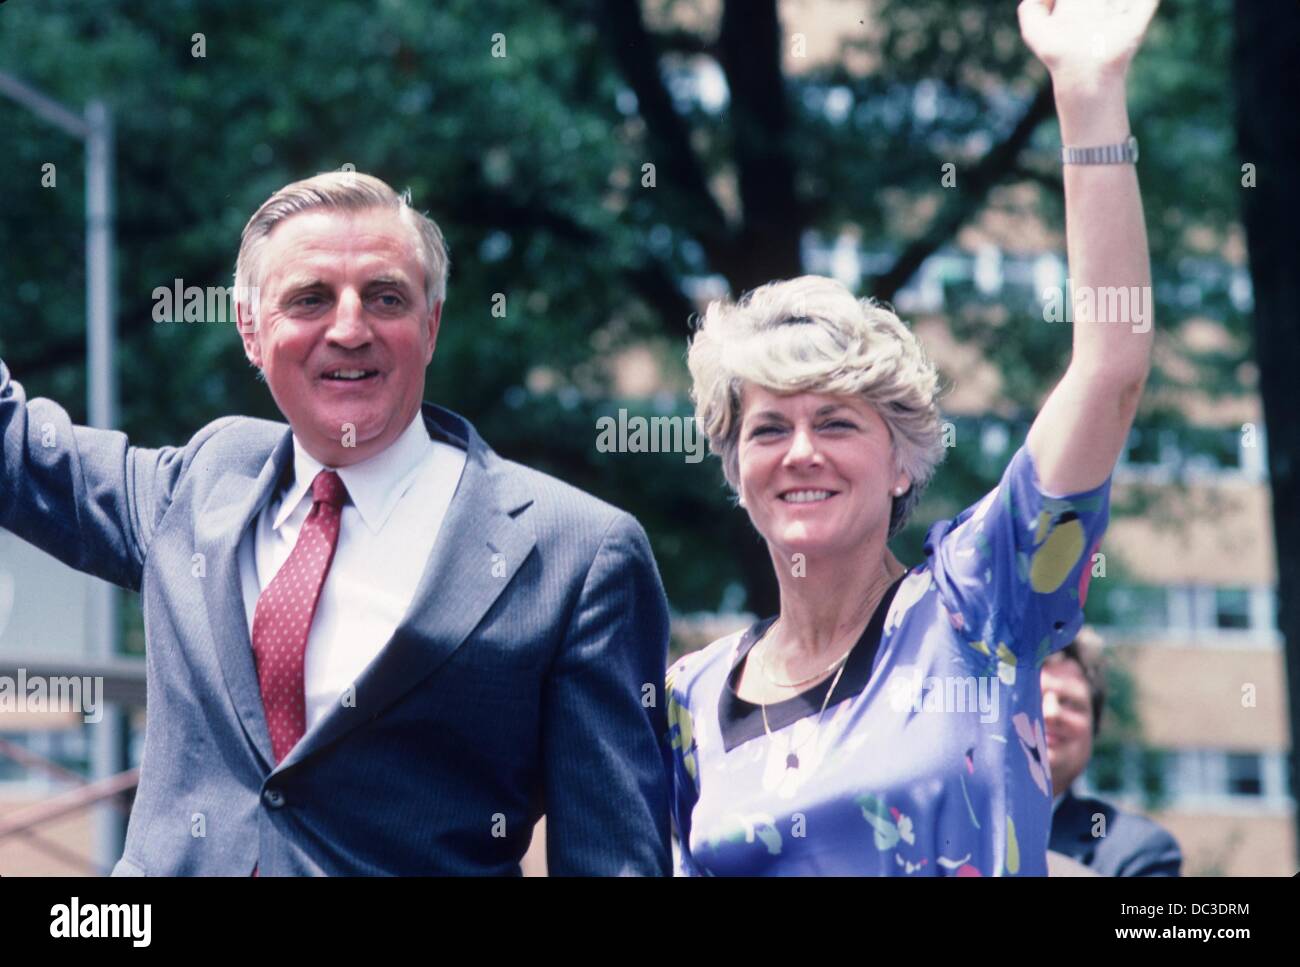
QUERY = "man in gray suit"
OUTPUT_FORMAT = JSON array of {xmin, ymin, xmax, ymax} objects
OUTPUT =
[
  {"xmin": 0, "ymin": 171, "xmax": 671, "ymax": 875},
  {"xmin": 1043, "ymin": 629, "xmax": 1182, "ymax": 876}
]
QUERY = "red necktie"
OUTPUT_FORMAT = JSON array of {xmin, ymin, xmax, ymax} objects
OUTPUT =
[{"xmin": 251, "ymin": 469, "xmax": 349, "ymax": 765}]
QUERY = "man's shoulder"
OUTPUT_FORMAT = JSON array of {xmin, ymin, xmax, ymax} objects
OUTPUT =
[
  {"xmin": 1077, "ymin": 793, "xmax": 1175, "ymax": 842},
  {"xmin": 1061, "ymin": 791, "xmax": 1117, "ymax": 821},
  {"xmin": 429, "ymin": 403, "xmax": 651, "ymax": 559},
  {"xmin": 179, "ymin": 413, "xmax": 288, "ymax": 470},
  {"xmin": 425, "ymin": 403, "xmax": 625, "ymax": 527},
  {"xmin": 495, "ymin": 455, "xmax": 637, "ymax": 538},
  {"xmin": 188, "ymin": 413, "xmax": 286, "ymax": 450},
  {"xmin": 1061, "ymin": 792, "xmax": 1183, "ymax": 874},
  {"xmin": 1066, "ymin": 792, "xmax": 1147, "ymax": 828}
]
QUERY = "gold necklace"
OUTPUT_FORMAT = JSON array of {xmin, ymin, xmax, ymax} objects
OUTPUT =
[
  {"xmin": 756, "ymin": 567, "xmax": 897, "ymax": 689},
  {"xmin": 759, "ymin": 657, "xmax": 851, "ymax": 770},
  {"xmin": 756, "ymin": 638, "xmax": 852, "ymax": 689},
  {"xmin": 753, "ymin": 564, "xmax": 905, "ymax": 769}
]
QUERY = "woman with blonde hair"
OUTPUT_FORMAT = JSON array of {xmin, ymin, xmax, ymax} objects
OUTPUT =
[{"xmin": 667, "ymin": 0, "xmax": 1158, "ymax": 875}]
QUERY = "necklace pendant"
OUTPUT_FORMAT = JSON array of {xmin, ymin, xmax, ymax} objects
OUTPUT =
[{"xmin": 786, "ymin": 752, "xmax": 800, "ymax": 769}]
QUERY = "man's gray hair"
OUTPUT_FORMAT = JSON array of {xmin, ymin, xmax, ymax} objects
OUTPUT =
[{"xmin": 233, "ymin": 171, "xmax": 450, "ymax": 326}]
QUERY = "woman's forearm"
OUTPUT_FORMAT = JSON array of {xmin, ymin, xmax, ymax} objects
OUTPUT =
[{"xmin": 1052, "ymin": 74, "xmax": 1154, "ymax": 388}]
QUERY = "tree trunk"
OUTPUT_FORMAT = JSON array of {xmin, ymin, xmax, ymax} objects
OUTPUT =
[{"xmin": 1233, "ymin": 0, "xmax": 1300, "ymax": 862}]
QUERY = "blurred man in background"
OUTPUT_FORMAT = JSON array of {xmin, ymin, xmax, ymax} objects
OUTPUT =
[{"xmin": 1043, "ymin": 628, "xmax": 1183, "ymax": 876}]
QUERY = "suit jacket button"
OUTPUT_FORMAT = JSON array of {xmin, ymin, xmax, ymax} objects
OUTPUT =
[{"xmin": 263, "ymin": 789, "xmax": 286, "ymax": 809}]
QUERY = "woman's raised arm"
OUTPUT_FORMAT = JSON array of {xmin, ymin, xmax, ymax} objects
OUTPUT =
[{"xmin": 1018, "ymin": 0, "xmax": 1160, "ymax": 495}]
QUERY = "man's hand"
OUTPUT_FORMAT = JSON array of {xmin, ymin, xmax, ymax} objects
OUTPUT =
[{"xmin": 1018, "ymin": 0, "xmax": 1159, "ymax": 92}]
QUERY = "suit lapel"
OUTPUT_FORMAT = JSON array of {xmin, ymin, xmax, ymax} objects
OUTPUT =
[
  {"xmin": 275, "ymin": 404, "xmax": 536, "ymax": 773},
  {"xmin": 196, "ymin": 429, "xmax": 295, "ymax": 770}
]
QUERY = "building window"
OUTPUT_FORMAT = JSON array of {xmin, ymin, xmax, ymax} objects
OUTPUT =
[
  {"xmin": 1088, "ymin": 744, "xmax": 1126, "ymax": 795},
  {"xmin": 1099, "ymin": 585, "xmax": 1168, "ymax": 630},
  {"xmin": 1122, "ymin": 426, "xmax": 1170, "ymax": 468},
  {"xmin": 1226, "ymin": 753, "xmax": 1264, "ymax": 797},
  {"xmin": 0, "ymin": 733, "xmax": 28, "ymax": 782},
  {"xmin": 1139, "ymin": 749, "xmax": 1170, "ymax": 804},
  {"xmin": 0, "ymin": 728, "xmax": 91, "ymax": 789},
  {"xmin": 1093, "ymin": 582, "xmax": 1278, "ymax": 646},
  {"xmin": 1139, "ymin": 749, "xmax": 1286, "ymax": 810},
  {"xmin": 1214, "ymin": 588, "xmax": 1252, "ymax": 630},
  {"xmin": 1118, "ymin": 423, "xmax": 1266, "ymax": 481}
]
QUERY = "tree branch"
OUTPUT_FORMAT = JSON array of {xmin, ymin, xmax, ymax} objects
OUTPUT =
[
  {"xmin": 870, "ymin": 79, "xmax": 1056, "ymax": 302},
  {"xmin": 1011, "ymin": 162, "xmax": 1064, "ymax": 194},
  {"xmin": 710, "ymin": 0, "xmax": 804, "ymax": 291},
  {"xmin": 572, "ymin": 0, "xmax": 730, "ymax": 243},
  {"xmin": 430, "ymin": 171, "xmax": 699, "ymax": 335}
]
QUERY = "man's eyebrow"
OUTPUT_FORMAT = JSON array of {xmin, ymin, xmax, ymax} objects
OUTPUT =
[
  {"xmin": 363, "ymin": 274, "xmax": 415, "ymax": 290},
  {"xmin": 276, "ymin": 275, "xmax": 328, "ymax": 297},
  {"xmin": 275, "ymin": 273, "xmax": 415, "ymax": 297}
]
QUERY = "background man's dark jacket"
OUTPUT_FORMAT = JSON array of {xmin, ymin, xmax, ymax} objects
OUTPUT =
[{"xmin": 1050, "ymin": 789, "xmax": 1183, "ymax": 876}]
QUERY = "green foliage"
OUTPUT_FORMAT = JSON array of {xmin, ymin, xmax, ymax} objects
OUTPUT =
[{"xmin": 0, "ymin": 0, "xmax": 1247, "ymax": 618}]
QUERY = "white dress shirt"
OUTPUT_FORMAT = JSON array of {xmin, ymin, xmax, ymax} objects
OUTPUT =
[{"xmin": 238, "ymin": 409, "xmax": 467, "ymax": 736}]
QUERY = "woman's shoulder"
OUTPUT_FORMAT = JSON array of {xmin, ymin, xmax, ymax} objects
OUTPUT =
[
  {"xmin": 666, "ymin": 623, "xmax": 752, "ymax": 703},
  {"xmin": 882, "ymin": 566, "xmax": 940, "ymax": 635}
]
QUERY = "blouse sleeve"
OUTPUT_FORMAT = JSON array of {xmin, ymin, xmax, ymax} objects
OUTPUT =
[
  {"xmin": 923, "ymin": 442, "xmax": 1113, "ymax": 668},
  {"xmin": 665, "ymin": 659, "xmax": 705, "ymax": 876}
]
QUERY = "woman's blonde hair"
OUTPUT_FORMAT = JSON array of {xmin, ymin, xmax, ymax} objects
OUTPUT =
[{"xmin": 686, "ymin": 275, "xmax": 945, "ymax": 538}]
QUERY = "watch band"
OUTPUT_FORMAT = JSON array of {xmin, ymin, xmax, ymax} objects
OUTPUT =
[{"xmin": 1060, "ymin": 134, "xmax": 1139, "ymax": 165}]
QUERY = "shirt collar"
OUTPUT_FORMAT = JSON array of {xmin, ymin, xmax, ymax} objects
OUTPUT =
[{"xmin": 273, "ymin": 409, "xmax": 434, "ymax": 534}]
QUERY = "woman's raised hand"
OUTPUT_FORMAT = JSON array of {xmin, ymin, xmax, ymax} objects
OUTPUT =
[{"xmin": 1017, "ymin": 0, "xmax": 1159, "ymax": 91}]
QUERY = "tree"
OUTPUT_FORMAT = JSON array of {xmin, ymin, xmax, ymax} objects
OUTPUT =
[
  {"xmin": 0, "ymin": 0, "xmax": 1252, "ymax": 620},
  {"xmin": 1233, "ymin": 0, "xmax": 1300, "ymax": 861}
]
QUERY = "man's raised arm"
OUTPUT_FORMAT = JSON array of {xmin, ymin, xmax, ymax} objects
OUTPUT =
[{"xmin": 0, "ymin": 357, "xmax": 214, "ymax": 591}]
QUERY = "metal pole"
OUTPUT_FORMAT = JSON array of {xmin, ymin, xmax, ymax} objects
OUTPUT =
[
  {"xmin": 84, "ymin": 99, "xmax": 126, "ymax": 872},
  {"xmin": 0, "ymin": 71, "xmax": 87, "ymax": 138},
  {"xmin": 1, "ymin": 74, "xmax": 127, "ymax": 875},
  {"xmin": 86, "ymin": 100, "xmax": 116, "ymax": 432}
]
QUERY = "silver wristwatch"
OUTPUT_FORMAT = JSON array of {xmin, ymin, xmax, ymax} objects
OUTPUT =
[{"xmin": 1060, "ymin": 135, "xmax": 1139, "ymax": 165}]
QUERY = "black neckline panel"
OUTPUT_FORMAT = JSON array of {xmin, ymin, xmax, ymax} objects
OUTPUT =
[{"xmin": 718, "ymin": 572, "xmax": 910, "ymax": 753}]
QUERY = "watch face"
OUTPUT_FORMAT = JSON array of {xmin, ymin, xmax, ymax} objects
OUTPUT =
[{"xmin": 1128, "ymin": 135, "xmax": 1139, "ymax": 162}]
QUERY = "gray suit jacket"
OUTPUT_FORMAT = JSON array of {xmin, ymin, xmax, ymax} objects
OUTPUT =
[{"xmin": 1, "ymin": 359, "xmax": 671, "ymax": 875}]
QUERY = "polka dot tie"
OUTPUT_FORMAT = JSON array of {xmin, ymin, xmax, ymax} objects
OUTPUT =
[{"xmin": 251, "ymin": 469, "xmax": 350, "ymax": 765}]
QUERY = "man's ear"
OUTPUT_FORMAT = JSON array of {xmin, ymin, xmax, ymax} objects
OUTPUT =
[
  {"xmin": 425, "ymin": 300, "xmax": 443, "ymax": 364},
  {"xmin": 236, "ymin": 301, "xmax": 262, "ymax": 368}
]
